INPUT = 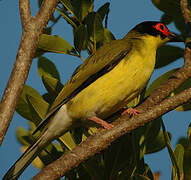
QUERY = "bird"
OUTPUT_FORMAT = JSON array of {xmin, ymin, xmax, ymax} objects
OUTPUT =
[{"xmin": 3, "ymin": 21, "xmax": 182, "ymax": 180}]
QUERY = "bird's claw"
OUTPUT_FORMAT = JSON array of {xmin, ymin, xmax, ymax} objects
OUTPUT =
[{"xmin": 122, "ymin": 108, "xmax": 140, "ymax": 116}]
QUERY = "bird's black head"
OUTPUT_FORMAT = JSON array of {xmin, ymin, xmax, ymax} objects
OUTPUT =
[{"xmin": 131, "ymin": 21, "xmax": 182, "ymax": 42}]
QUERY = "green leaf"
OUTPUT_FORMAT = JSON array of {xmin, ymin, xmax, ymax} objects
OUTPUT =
[
  {"xmin": 133, "ymin": 174, "xmax": 151, "ymax": 180},
  {"xmin": 71, "ymin": 127, "xmax": 84, "ymax": 144},
  {"xmin": 145, "ymin": 68, "xmax": 178, "ymax": 97},
  {"xmin": 74, "ymin": 24, "xmax": 88, "ymax": 54},
  {"xmin": 34, "ymin": 48, "xmax": 46, "ymax": 58},
  {"xmin": 172, "ymin": 144, "xmax": 184, "ymax": 180},
  {"xmin": 59, "ymin": 132, "xmax": 77, "ymax": 150},
  {"xmin": 173, "ymin": 78, "xmax": 191, "ymax": 111},
  {"xmin": 26, "ymin": 95, "xmax": 49, "ymax": 125},
  {"xmin": 177, "ymin": 137, "xmax": 189, "ymax": 150},
  {"xmin": 42, "ymin": 93, "xmax": 55, "ymax": 104},
  {"xmin": 42, "ymin": 75, "xmax": 64, "ymax": 96},
  {"xmin": 86, "ymin": 12, "xmax": 104, "ymax": 45},
  {"xmin": 60, "ymin": 0, "xmax": 76, "ymax": 18},
  {"xmin": 67, "ymin": 153, "xmax": 103, "ymax": 180},
  {"xmin": 174, "ymin": 17, "xmax": 187, "ymax": 37},
  {"xmin": 161, "ymin": 13, "xmax": 173, "ymax": 24},
  {"xmin": 145, "ymin": 131, "xmax": 171, "ymax": 154},
  {"xmin": 97, "ymin": 2, "xmax": 110, "ymax": 21},
  {"xmin": 103, "ymin": 28, "xmax": 115, "ymax": 43},
  {"xmin": 38, "ymin": 143, "xmax": 64, "ymax": 167},
  {"xmin": 56, "ymin": 8, "xmax": 77, "ymax": 28},
  {"xmin": 80, "ymin": 0, "xmax": 94, "ymax": 21},
  {"xmin": 80, "ymin": 157, "xmax": 103, "ymax": 180},
  {"xmin": 16, "ymin": 127, "xmax": 32, "ymax": 146},
  {"xmin": 155, "ymin": 45, "xmax": 184, "ymax": 68},
  {"xmin": 71, "ymin": 0, "xmax": 93, "ymax": 21},
  {"xmin": 161, "ymin": 122, "xmax": 181, "ymax": 180},
  {"xmin": 151, "ymin": 0, "xmax": 181, "ymax": 17},
  {"xmin": 175, "ymin": 101, "xmax": 191, "ymax": 111},
  {"xmin": 38, "ymin": 34, "xmax": 76, "ymax": 55},
  {"xmin": 28, "ymin": 121, "xmax": 38, "ymax": 133},
  {"xmin": 16, "ymin": 85, "xmax": 43, "ymax": 121},
  {"xmin": 38, "ymin": 57, "xmax": 60, "ymax": 81},
  {"xmin": 141, "ymin": 118, "xmax": 163, "ymax": 154},
  {"xmin": 187, "ymin": 123, "xmax": 191, "ymax": 144},
  {"xmin": 184, "ymin": 150, "xmax": 191, "ymax": 180},
  {"xmin": 144, "ymin": 118, "xmax": 162, "ymax": 143},
  {"xmin": 104, "ymin": 134, "xmax": 135, "ymax": 179},
  {"xmin": 133, "ymin": 118, "xmax": 162, "ymax": 156}
]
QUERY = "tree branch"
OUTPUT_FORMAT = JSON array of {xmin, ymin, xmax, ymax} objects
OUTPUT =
[
  {"xmin": 180, "ymin": 0, "xmax": 191, "ymax": 23},
  {"xmin": 32, "ymin": 86, "xmax": 191, "ymax": 180},
  {"xmin": 0, "ymin": 0, "xmax": 59, "ymax": 145},
  {"xmin": 19, "ymin": 0, "xmax": 31, "ymax": 28},
  {"xmin": 181, "ymin": 0, "xmax": 191, "ymax": 69}
]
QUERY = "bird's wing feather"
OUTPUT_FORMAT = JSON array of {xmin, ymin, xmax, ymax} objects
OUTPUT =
[
  {"xmin": 51, "ymin": 40, "xmax": 132, "ymax": 111},
  {"xmin": 33, "ymin": 39, "xmax": 132, "ymax": 134}
]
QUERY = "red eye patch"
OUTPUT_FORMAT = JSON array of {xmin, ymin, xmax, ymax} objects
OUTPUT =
[{"xmin": 153, "ymin": 23, "xmax": 174, "ymax": 37}]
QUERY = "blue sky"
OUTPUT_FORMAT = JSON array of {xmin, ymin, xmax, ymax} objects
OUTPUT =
[{"xmin": 0, "ymin": 1, "xmax": 188, "ymax": 179}]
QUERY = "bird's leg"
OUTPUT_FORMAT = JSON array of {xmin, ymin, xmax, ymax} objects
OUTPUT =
[
  {"xmin": 121, "ymin": 107, "xmax": 140, "ymax": 116},
  {"xmin": 89, "ymin": 116, "xmax": 114, "ymax": 129}
]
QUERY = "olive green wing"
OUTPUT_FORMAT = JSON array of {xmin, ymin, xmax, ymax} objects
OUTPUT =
[{"xmin": 50, "ymin": 40, "xmax": 132, "ymax": 110}]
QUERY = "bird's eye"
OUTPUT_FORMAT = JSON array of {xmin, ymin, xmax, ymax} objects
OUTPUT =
[
  {"xmin": 153, "ymin": 23, "xmax": 170, "ymax": 37},
  {"xmin": 159, "ymin": 25, "xmax": 164, "ymax": 30}
]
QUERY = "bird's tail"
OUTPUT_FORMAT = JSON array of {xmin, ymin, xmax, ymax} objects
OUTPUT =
[
  {"xmin": 3, "ymin": 104, "xmax": 73, "ymax": 180},
  {"xmin": 3, "ymin": 129, "xmax": 48, "ymax": 180}
]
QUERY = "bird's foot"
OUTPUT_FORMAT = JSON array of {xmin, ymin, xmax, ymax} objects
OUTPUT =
[
  {"xmin": 121, "ymin": 108, "xmax": 140, "ymax": 116},
  {"xmin": 89, "ymin": 116, "xmax": 114, "ymax": 129}
]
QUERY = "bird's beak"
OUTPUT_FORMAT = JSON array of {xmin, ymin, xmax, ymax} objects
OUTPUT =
[{"xmin": 168, "ymin": 32, "xmax": 184, "ymax": 42}]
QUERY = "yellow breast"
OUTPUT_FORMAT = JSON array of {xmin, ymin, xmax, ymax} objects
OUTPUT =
[{"xmin": 66, "ymin": 38, "xmax": 157, "ymax": 120}]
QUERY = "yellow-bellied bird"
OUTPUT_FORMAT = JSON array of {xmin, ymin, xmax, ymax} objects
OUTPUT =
[{"xmin": 3, "ymin": 21, "xmax": 183, "ymax": 180}]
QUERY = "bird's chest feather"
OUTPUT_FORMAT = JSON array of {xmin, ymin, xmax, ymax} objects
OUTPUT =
[{"xmin": 67, "ymin": 48, "xmax": 156, "ymax": 119}]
